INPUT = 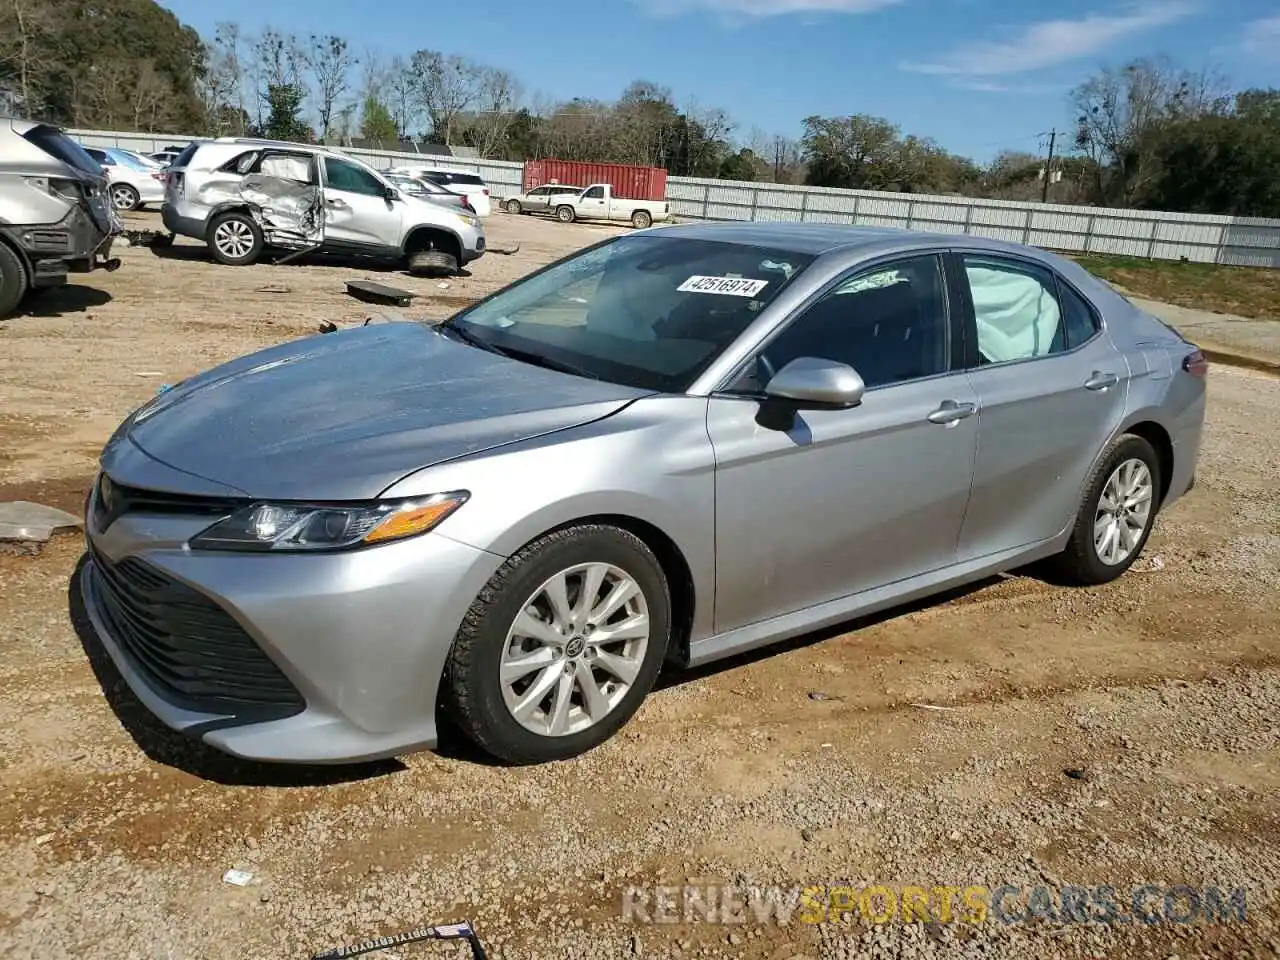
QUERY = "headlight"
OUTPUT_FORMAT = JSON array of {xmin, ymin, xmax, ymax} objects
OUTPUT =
[
  {"xmin": 457, "ymin": 213, "xmax": 480, "ymax": 229},
  {"xmin": 188, "ymin": 492, "xmax": 469, "ymax": 552}
]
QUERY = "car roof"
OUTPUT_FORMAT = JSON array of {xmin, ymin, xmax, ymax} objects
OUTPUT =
[{"xmin": 650, "ymin": 220, "xmax": 1070, "ymax": 263}]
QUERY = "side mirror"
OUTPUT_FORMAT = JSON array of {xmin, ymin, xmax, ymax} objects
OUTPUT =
[
  {"xmin": 385, "ymin": 186, "xmax": 401, "ymax": 201},
  {"xmin": 763, "ymin": 357, "xmax": 865, "ymax": 409}
]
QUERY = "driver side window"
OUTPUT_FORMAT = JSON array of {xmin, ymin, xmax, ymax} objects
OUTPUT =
[
  {"xmin": 745, "ymin": 254, "xmax": 950, "ymax": 392},
  {"xmin": 584, "ymin": 186, "xmax": 605, "ymax": 199},
  {"xmin": 323, "ymin": 157, "xmax": 385, "ymax": 197}
]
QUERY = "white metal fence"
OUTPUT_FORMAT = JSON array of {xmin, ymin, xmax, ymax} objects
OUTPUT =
[{"xmin": 72, "ymin": 128, "xmax": 1280, "ymax": 269}]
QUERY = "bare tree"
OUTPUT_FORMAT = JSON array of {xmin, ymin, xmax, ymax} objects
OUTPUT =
[
  {"xmin": 0, "ymin": 0, "xmax": 58, "ymax": 117},
  {"xmin": 131, "ymin": 60, "xmax": 174, "ymax": 131},
  {"xmin": 211, "ymin": 22, "xmax": 248, "ymax": 135},
  {"xmin": 464, "ymin": 66, "xmax": 522, "ymax": 158},
  {"xmin": 408, "ymin": 49, "xmax": 481, "ymax": 145},
  {"xmin": 1072, "ymin": 57, "xmax": 1230, "ymax": 206},
  {"xmin": 308, "ymin": 34, "xmax": 355, "ymax": 141},
  {"xmin": 254, "ymin": 28, "xmax": 307, "ymax": 125},
  {"xmin": 384, "ymin": 55, "xmax": 416, "ymax": 138}
]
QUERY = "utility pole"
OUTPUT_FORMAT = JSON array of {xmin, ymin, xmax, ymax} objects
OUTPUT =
[{"xmin": 1041, "ymin": 128, "xmax": 1057, "ymax": 203}]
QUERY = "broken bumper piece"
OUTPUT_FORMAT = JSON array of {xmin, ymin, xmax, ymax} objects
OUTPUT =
[{"xmin": 310, "ymin": 920, "xmax": 488, "ymax": 959}]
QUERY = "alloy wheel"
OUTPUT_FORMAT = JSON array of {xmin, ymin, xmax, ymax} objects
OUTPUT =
[
  {"xmin": 111, "ymin": 186, "xmax": 137, "ymax": 210},
  {"xmin": 213, "ymin": 220, "xmax": 254, "ymax": 260},
  {"xmin": 499, "ymin": 562, "xmax": 650, "ymax": 737},
  {"xmin": 1093, "ymin": 457, "xmax": 1154, "ymax": 565}
]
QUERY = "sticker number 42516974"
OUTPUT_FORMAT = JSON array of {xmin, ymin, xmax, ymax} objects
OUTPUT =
[{"xmin": 677, "ymin": 275, "xmax": 770, "ymax": 297}]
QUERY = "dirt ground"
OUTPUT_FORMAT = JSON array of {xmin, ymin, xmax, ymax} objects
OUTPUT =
[{"xmin": 1, "ymin": 212, "xmax": 1279, "ymax": 960}]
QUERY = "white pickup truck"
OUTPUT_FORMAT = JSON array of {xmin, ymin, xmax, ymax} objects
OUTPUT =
[{"xmin": 551, "ymin": 183, "xmax": 671, "ymax": 229}]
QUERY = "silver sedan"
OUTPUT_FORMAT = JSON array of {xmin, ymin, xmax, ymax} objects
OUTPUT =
[{"xmin": 81, "ymin": 223, "xmax": 1206, "ymax": 765}]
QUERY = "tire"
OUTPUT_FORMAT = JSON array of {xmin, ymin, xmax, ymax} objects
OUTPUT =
[
  {"xmin": 110, "ymin": 183, "xmax": 140, "ymax": 211},
  {"xmin": 1050, "ymin": 433, "xmax": 1161, "ymax": 586},
  {"xmin": 407, "ymin": 250, "xmax": 459, "ymax": 277},
  {"xmin": 631, "ymin": 209, "xmax": 653, "ymax": 229},
  {"xmin": 505, "ymin": 199, "xmax": 522, "ymax": 215},
  {"xmin": 443, "ymin": 524, "xmax": 671, "ymax": 764},
  {"xmin": 555, "ymin": 205, "xmax": 576, "ymax": 223},
  {"xmin": 0, "ymin": 242, "xmax": 29, "ymax": 320},
  {"xmin": 206, "ymin": 211, "xmax": 263, "ymax": 266}
]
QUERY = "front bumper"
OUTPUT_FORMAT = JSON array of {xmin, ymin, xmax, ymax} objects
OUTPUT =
[{"xmin": 80, "ymin": 473, "xmax": 505, "ymax": 764}]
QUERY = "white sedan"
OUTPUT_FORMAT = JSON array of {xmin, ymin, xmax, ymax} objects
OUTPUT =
[{"xmin": 82, "ymin": 146, "xmax": 166, "ymax": 211}]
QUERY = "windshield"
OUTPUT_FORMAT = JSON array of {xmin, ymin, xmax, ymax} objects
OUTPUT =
[{"xmin": 448, "ymin": 234, "xmax": 814, "ymax": 392}]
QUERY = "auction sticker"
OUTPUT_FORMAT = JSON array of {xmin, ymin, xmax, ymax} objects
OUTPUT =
[{"xmin": 677, "ymin": 275, "xmax": 770, "ymax": 297}]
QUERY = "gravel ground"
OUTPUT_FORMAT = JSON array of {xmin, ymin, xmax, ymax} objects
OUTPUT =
[{"xmin": 1, "ymin": 212, "xmax": 1278, "ymax": 960}]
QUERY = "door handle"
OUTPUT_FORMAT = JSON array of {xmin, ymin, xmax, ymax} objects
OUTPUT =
[
  {"xmin": 326, "ymin": 197, "xmax": 348, "ymax": 208},
  {"xmin": 1084, "ymin": 371, "xmax": 1119, "ymax": 391},
  {"xmin": 927, "ymin": 400, "xmax": 977, "ymax": 425}
]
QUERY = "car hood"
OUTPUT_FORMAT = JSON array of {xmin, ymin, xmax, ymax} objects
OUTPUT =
[{"xmin": 110, "ymin": 323, "xmax": 649, "ymax": 501}]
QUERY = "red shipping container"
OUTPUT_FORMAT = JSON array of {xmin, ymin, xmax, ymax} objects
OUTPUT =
[{"xmin": 523, "ymin": 159, "xmax": 667, "ymax": 202}]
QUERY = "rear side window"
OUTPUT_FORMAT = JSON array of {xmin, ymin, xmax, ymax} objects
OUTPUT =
[
  {"xmin": 171, "ymin": 142, "xmax": 200, "ymax": 169},
  {"xmin": 22, "ymin": 126, "xmax": 103, "ymax": 176},
  {"xmin": 1056, "ymin": 280, "xmax": 1101, "ymax": 348}
]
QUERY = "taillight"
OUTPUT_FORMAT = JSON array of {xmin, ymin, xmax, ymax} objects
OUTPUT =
[
  {"xmin": 151, "ymin": 172, "xmax": 164, "ymax": 180},
  {"xmin": 482, "ymin": 188, "xmax": 489, "ymax": 196},
  {"xmin": 1183, "ymin": 349, "xmax": 1208, "ymax": 377}
]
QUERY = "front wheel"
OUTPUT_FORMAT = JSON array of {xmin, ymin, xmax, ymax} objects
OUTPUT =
[
  {"xmin": 505, "ymin": 199, "xmax": 522, "ymax": 215},
  {"xmin": 443, "ymin": 524, "xmax": 671, "ymax": 764},
  {"xmin": 1050, "ymin": 433, "xmax": 1161, "ymax": 585},
  {"xmin": 631, "ymin": 209, "xmax": 653, "ymax": 229},
  {"xmin": 555, "ymin": 205, "xmax": 576, "ymax": 223},
  {"xmin": 207, "ymin": 211, "xmax": 263, "ymax": 266},
  {"xmin": 407, "ymin": 250, "xmax": 458, "ymax": 277}
]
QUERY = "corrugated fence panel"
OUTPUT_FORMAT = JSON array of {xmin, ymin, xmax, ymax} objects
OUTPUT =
[{"xmin": 66, "ymin": 128, "xmax": 1280, "ymax": 267}]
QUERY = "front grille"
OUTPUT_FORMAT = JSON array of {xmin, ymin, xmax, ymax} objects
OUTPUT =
[
  {"xmin": 88, "ymin": 545, "xmax": 304, "ymax": 716},
  {"xmin": 94, "ymin": 475, "xmax": 245, "ymax": 530}
]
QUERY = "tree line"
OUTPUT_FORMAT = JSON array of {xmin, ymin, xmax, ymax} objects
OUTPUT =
[{"xmin": 1, "ymin": 0, "xmax": 1276, "ymax": 216}]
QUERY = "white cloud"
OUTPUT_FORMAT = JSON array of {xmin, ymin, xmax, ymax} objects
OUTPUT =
[
  {"xmin": 634, "ymin": 0, "xmax": 902, "ymax": 19},
  {"xmin": 1241, "ymin": 15, "xmax": 1280, "ymax": 58},
  {"xmin": 900, "ymin": 1, "xmax": 1200, "ymax": 76},
  {"xmin": 948, "ymin": 78, "xmax": 1070, "ymax": 95}
]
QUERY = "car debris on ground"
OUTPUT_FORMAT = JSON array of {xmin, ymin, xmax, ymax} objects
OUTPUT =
[
  {"xmin": 0, "ymin": 501, "xmax": 82, "ymax": 553},
  {"xmin": 345, "ymin": 280, "xmax": 416, "ymax": 307},
  {"xmin": 310, "ymin": 920, "xmax": 488, "ymax": 959}
]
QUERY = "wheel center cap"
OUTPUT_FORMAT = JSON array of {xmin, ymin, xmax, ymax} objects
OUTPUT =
[{"xmin": 564, "ymin": 636, "xmax": 586, "ymax": 658}]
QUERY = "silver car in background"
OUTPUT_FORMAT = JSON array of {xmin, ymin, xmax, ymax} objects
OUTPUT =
[
  {"xmin": 0, "ymin": 119, "xmax": 119, "ymax": 318},
  {"xmin": 504, "ymin": 183, "xmax": 583, "ymax": 216},
  {"xmin": 81, "ymin": 223, "xmax": 1206, "ymax": 766},
  {"xmin": 382, "ymin": 172, "xmax": 477, "ymax": 213}
]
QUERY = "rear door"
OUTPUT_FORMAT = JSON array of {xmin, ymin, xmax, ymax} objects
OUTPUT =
[{"xmin": 952, "ymin": 251, "xmax": 1130, "ymax": 561}]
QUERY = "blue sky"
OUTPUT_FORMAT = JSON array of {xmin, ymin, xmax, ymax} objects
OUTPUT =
[{"xmin": 160, "ymin": 0, "xmax": 1280, "ymax": 162}]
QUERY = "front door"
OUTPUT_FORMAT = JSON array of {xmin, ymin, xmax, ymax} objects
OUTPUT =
[
  {"xmin": 578, "ymin": 185, "xmax": 609, "ymax": 219},
  {"xmin": 321, "ymin": 156, "xmax": 400, "ymax": 249},
  {"xmin": 953, "ymin": 252, "xmax": 1132, "ymax": 561},
  {"xmin": 707, "ymin": 254, "xmax": 979, "ymax": 635}
]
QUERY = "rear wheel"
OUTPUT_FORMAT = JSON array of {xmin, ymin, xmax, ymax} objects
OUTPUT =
[
  {"xmin": 1050, "ymin": 433, "xmax": 1161, "ymax": 585},
  {"xmin": 505, "ymin": 199, "xmax": 522, "ymax": 215},
  {"xmin": 555, "ymin": 205, "xmax": 576, "ymax": 223},
  {"xmin": 443, "ymin": 524, "xmax": 671, "ymax": 764},
  {"xmin": 207, "ymin": 211, "xmax": 263, "ymax": 266},
  {"xmin": 0, "ymin": 242, "xmax": 29, "ymax": 319},
  {"xmin": 631, "ymin": 209, "xmax": 653, "ymax": 229}
]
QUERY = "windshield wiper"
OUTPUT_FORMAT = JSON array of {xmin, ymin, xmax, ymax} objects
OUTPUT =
[
  {"xmin": 494, "ymin": 344, "xmax": 601, "ymax": 381},
  {"xmin": 440, "ymin": 319, "xmax": 511, "ymax": 358},
  {"xmin": 441, "ymin": 320, "xmax": 601, "ymax": 381}
]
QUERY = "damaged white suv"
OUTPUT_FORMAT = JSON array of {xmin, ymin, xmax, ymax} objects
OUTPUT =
[{"xmin": 160, "ymin": 138, "xmax": 486, "ymax": 275}]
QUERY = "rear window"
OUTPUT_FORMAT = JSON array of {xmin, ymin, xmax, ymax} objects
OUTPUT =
[
  {"xmin": 445, "ymin": 173, "xmax": 485, "ymax": 186},
  {"xmin": 23, "ymin": 127, "xmax": 103, "ymax": 177}
]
